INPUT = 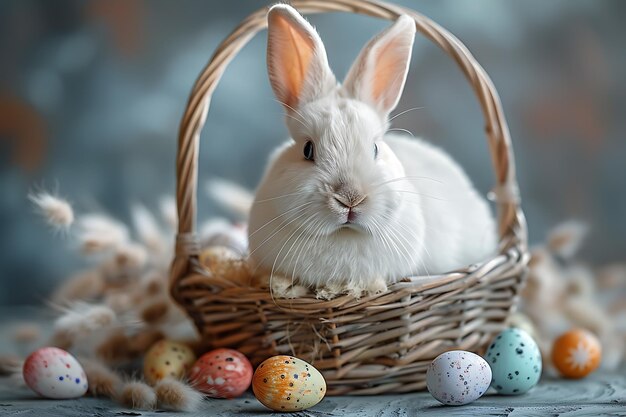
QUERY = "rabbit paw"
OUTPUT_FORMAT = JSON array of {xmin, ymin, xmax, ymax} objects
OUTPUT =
[
  {"xmin": 315, "ymin": 282, "xmax": 344, "ymax": 300},
  {"xmin": 346, "ymin": 277, "xmax": 388, "ymax": 299},
  {"xmin": 366, "ymin": 277, "xmax": 389, "ymax": 296},
  {"xmin": 270, "ymin": 275, "xmax": 308, "ymax": 299}
]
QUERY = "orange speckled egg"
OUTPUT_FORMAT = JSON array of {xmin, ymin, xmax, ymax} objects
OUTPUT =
[
  {"xmin": 252, "ymin": 355, "xmax": 326, "ymax": 412},
  {"xmin": 143, "ymin": 340, "xmax": 196, "ymax": 385},
  {"xmin": 552, "ymin": 329, "xmax": 601, "ymax": 379}
]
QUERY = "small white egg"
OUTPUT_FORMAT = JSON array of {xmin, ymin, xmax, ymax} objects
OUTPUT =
[
  {"xmin": 23, "ymin": 347, "xmax": 88, "ymax": 399},
  {"xmin": 427, "ymin": 350, "xmax": 492, "ymax": 405}
]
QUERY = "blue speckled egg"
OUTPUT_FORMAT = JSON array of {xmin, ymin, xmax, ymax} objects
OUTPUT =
[
  {"xmin": 485, "ymin": 328, "xmax": 542, "ymax": 395},
  {"xmin": 426, "ymin": 350, "xmax": 492, "ymax": 405}
]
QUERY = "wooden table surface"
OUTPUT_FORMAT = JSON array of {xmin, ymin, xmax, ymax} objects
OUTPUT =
[
  {"xmin": 0, "ymin": 307, "xmax": 624, "ymax": 417},
  {"xmin": 1, "ymin": 371, "xmax": 625, "ymax": 417}
]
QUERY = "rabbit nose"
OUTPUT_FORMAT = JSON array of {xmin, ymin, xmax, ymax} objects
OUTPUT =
[{"xmin": 333, "ymin": 192, "xmax": 366, "ymax": 208}]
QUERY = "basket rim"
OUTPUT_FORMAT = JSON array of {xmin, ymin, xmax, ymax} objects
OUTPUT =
[{"xmin": 170, "ymin": 0, "xmax": 528, "ymax": 298}]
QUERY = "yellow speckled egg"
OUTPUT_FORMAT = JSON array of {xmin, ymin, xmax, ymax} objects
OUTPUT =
[
  {"xmin": 143, "ymin": 340, "xmax": 196, "ymax": 385},
  {"xmin": 252, "ymin": 356, "xmax": 326, "ymax": 412}
]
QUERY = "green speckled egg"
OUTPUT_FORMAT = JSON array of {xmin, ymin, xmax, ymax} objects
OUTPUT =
[{"xmin": 485, "ymin": 328, "xmax": 542, "ymax": 395}]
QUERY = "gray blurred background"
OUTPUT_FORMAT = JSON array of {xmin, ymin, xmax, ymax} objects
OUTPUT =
[{"xmin": 1, "ymin": 0, "xmax": 625, "ymax": 305}]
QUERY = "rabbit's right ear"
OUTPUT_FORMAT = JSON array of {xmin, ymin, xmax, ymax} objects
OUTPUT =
[
  {"xmin": 343, "ymin": 15, "xmax": 415, "ymax": 118},
  {"xmin": 267, "ymin": 4, "xmax": 336, "ymax": 110}
]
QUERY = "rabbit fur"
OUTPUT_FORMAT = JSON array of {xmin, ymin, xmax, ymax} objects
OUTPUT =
[{"xmin": 248, "ymin": 5, "xmax": 496, "ymax": 299}]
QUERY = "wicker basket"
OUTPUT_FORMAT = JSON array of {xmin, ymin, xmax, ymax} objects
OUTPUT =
[{"xmin": 170, "ymin": 0, "xmax": 529, "ymax": 395}]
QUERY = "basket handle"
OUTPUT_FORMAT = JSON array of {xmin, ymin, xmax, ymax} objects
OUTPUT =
[{"xmin": 171, "ymin": 0, "xmax": 527, "ymax": 287}]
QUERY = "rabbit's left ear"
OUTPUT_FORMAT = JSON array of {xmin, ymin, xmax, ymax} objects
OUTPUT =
[
  {"xmin": 343, "ymin": 15, "xmax": 416, "ymax": 118},
  {"xmin": 267, "ymin": 4, "xmax": 336, "ymax": 110}
]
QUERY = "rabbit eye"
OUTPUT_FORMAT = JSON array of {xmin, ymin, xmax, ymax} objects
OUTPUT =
[
  {"xmin": 374, "ymin": 143, "xmax": 379, "ymax": 159},
  {"xmin": 303, "ymin": 140, "xmax": 314, "ymax": 161}
]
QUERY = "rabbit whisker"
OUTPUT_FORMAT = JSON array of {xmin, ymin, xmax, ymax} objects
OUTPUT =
[
  {"xmin": 377, "ymin": 189, "xmax": 447, "ymax": 202},
  {"xmin": 269, "ymin": 213, "xmax": 319, "ymax": 300},
  {"xmin": 290, "ymin": 216, "xmax": 325, "ymax": 286},
  {"xmin": 248, "ymin": 201, "xmax": 314, "ymax": 238},
  {"xmin": 372, "ymin": 176, "xmax": 443, "ymax": 190},
  {"xmin": 377, "ymin": 216, "xmax": 416, "ymax": 275},
  {"xmin": 284, "ymin": 113, "xmax": 310, "ymax": 130},
  {"xmin": 248, "ymin": 206, "xmax": 313, "ymax": 258},
  {"xmin": 254, "ymin": 191, "xmax": 316, "ymax": 203},
  {"xmin": 387, "ymin": 106, "xmax": 424, "ymax": 123},
  {"xmin": 369, "ymin": 216, "xmax": 408, "ymax": 275},
  {"xmin": 273, "ymin": 98, "xmax": 312, "ymax": 130},
  {"xmin": 387, "ymin": 127, "xmax": 415, "ymax": 137}
]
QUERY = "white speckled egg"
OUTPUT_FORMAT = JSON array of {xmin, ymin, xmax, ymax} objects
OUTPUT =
[
  {"xmin": 252, "ymin": 356, "xmax": 326, "ymax": 412},
  {"xmin": 23, "ymin": 347, "xmax": 88, "ymax": 399},
  {"xmin": 426, "ymin": 350, "xmax": 491, "ymax": 405},
  {"xmin": 485, "ymin": 328, "xmax": 542, "ymax": 394}
]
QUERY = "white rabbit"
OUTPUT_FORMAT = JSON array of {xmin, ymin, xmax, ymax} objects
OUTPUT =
[{"xmin": 248, "ymin": 4, "xmax": 496, "ymax": 299}]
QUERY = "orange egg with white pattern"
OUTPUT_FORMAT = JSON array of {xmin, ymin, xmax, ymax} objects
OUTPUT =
[
  {"xmin": 252, "ymin": 355, "xmax": 326, "ymax": 412},
  {"xmin": 552, "ymin": 329, "xmax": 601, "ymax": 379}
]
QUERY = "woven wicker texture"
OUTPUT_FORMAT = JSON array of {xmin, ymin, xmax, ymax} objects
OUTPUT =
[{"xmin": 170, "ymin": 0, "xmax": 529, "ymax": 394}]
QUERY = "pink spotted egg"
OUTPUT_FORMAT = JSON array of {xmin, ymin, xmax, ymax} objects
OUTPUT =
[
  {"xmin": 23, "ymin": 347, "xmax": 88, "ymax": 399},
  {"xmin": 188, "ymin": 348, "xmax": 253, "ymax": 398}
]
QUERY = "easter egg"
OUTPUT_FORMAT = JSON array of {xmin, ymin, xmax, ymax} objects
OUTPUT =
[
  {"xmin": 485, "ymin": 328, "xmax": 542, "ymax": 395},
  {"xmin": 143, "ymin": 340, "xmax": 196, "ymax": 385},
  {"xmin": 426, "ymin": 350, "xmax": 492, "ymax": 405},
  {"xmin": 552, "ymin": 329, "xmax": 601, "ymax": 379},
  {"xmin": 23, "ymin": 347, "xmax": 88, "ymax": 399},
  {"xmin": 252, "ymin": 355, "xmax": 326, "ymax": 412},
  {"xmin": 188, "ymin": 348, "xmax": 253, "ymax": 398}
]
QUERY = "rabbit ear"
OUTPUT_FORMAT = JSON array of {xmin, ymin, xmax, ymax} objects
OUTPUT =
[
  {"xmin": 267, "ymin": 4, "xmax": 336, "ymax": 110},
  {"xmin": 343, "ymin": 15, "xmax": 415, "ymax": 118}
]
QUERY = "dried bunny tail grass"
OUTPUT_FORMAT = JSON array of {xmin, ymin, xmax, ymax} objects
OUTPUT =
[
  {"xmin": 53, "ymin": 303, "xmax": 117, "ymax": 339},
  {"xmin": 159, "ymin": 196, "xmax": 177, "ymax": 230},
  {"xmin": 99, "ymin": 242, "xmax": 148, "ymax": 285},
  {"xmin": 96, "ymin": 329, "xmax": 164, "ymax": 364},
  {"xmin": 140, "ymin": 299, "xmax": 170, "ymax": 324},
  {"xmin": 547, "ymin": 220, "xmax": 588, "ymax": 260},
  {"xmin": 52, "ymin": 269, "xmax": 105, "ymax": 303},
  {"xmin": 140, "ymin": 271, "xmax": 166, "ymax": 296},
  {"xmin": 206, "ymin": 178, "xmax": 252, "ymax": 219},
  {"xmin": 76, "ymin": 213, "xmax": 129, "ymax": 254},
  {"xmin": 118, "ymin": 380, "xmax": 157, "ymax": 410},
  {"xmin": 155, "ymin": 378, "xmax": 204, "ymax": 412},
  {"xmin": 0, "ymin": 355, "xmax": 23, "ymax": 376},
  {"xmin": 80, "ymin": 358, "xmax": 122, "ymax": 398},
  {"xmin": 29, "ymin": 191, "xmax": 74, "ymax": 231},
  {"xmin": 12, "ymin": 322, "xmax": 42, "ymax": 344},
  {"xmin": 131, "ymin": 204, "xmax": 166, "ymax": 253}
]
